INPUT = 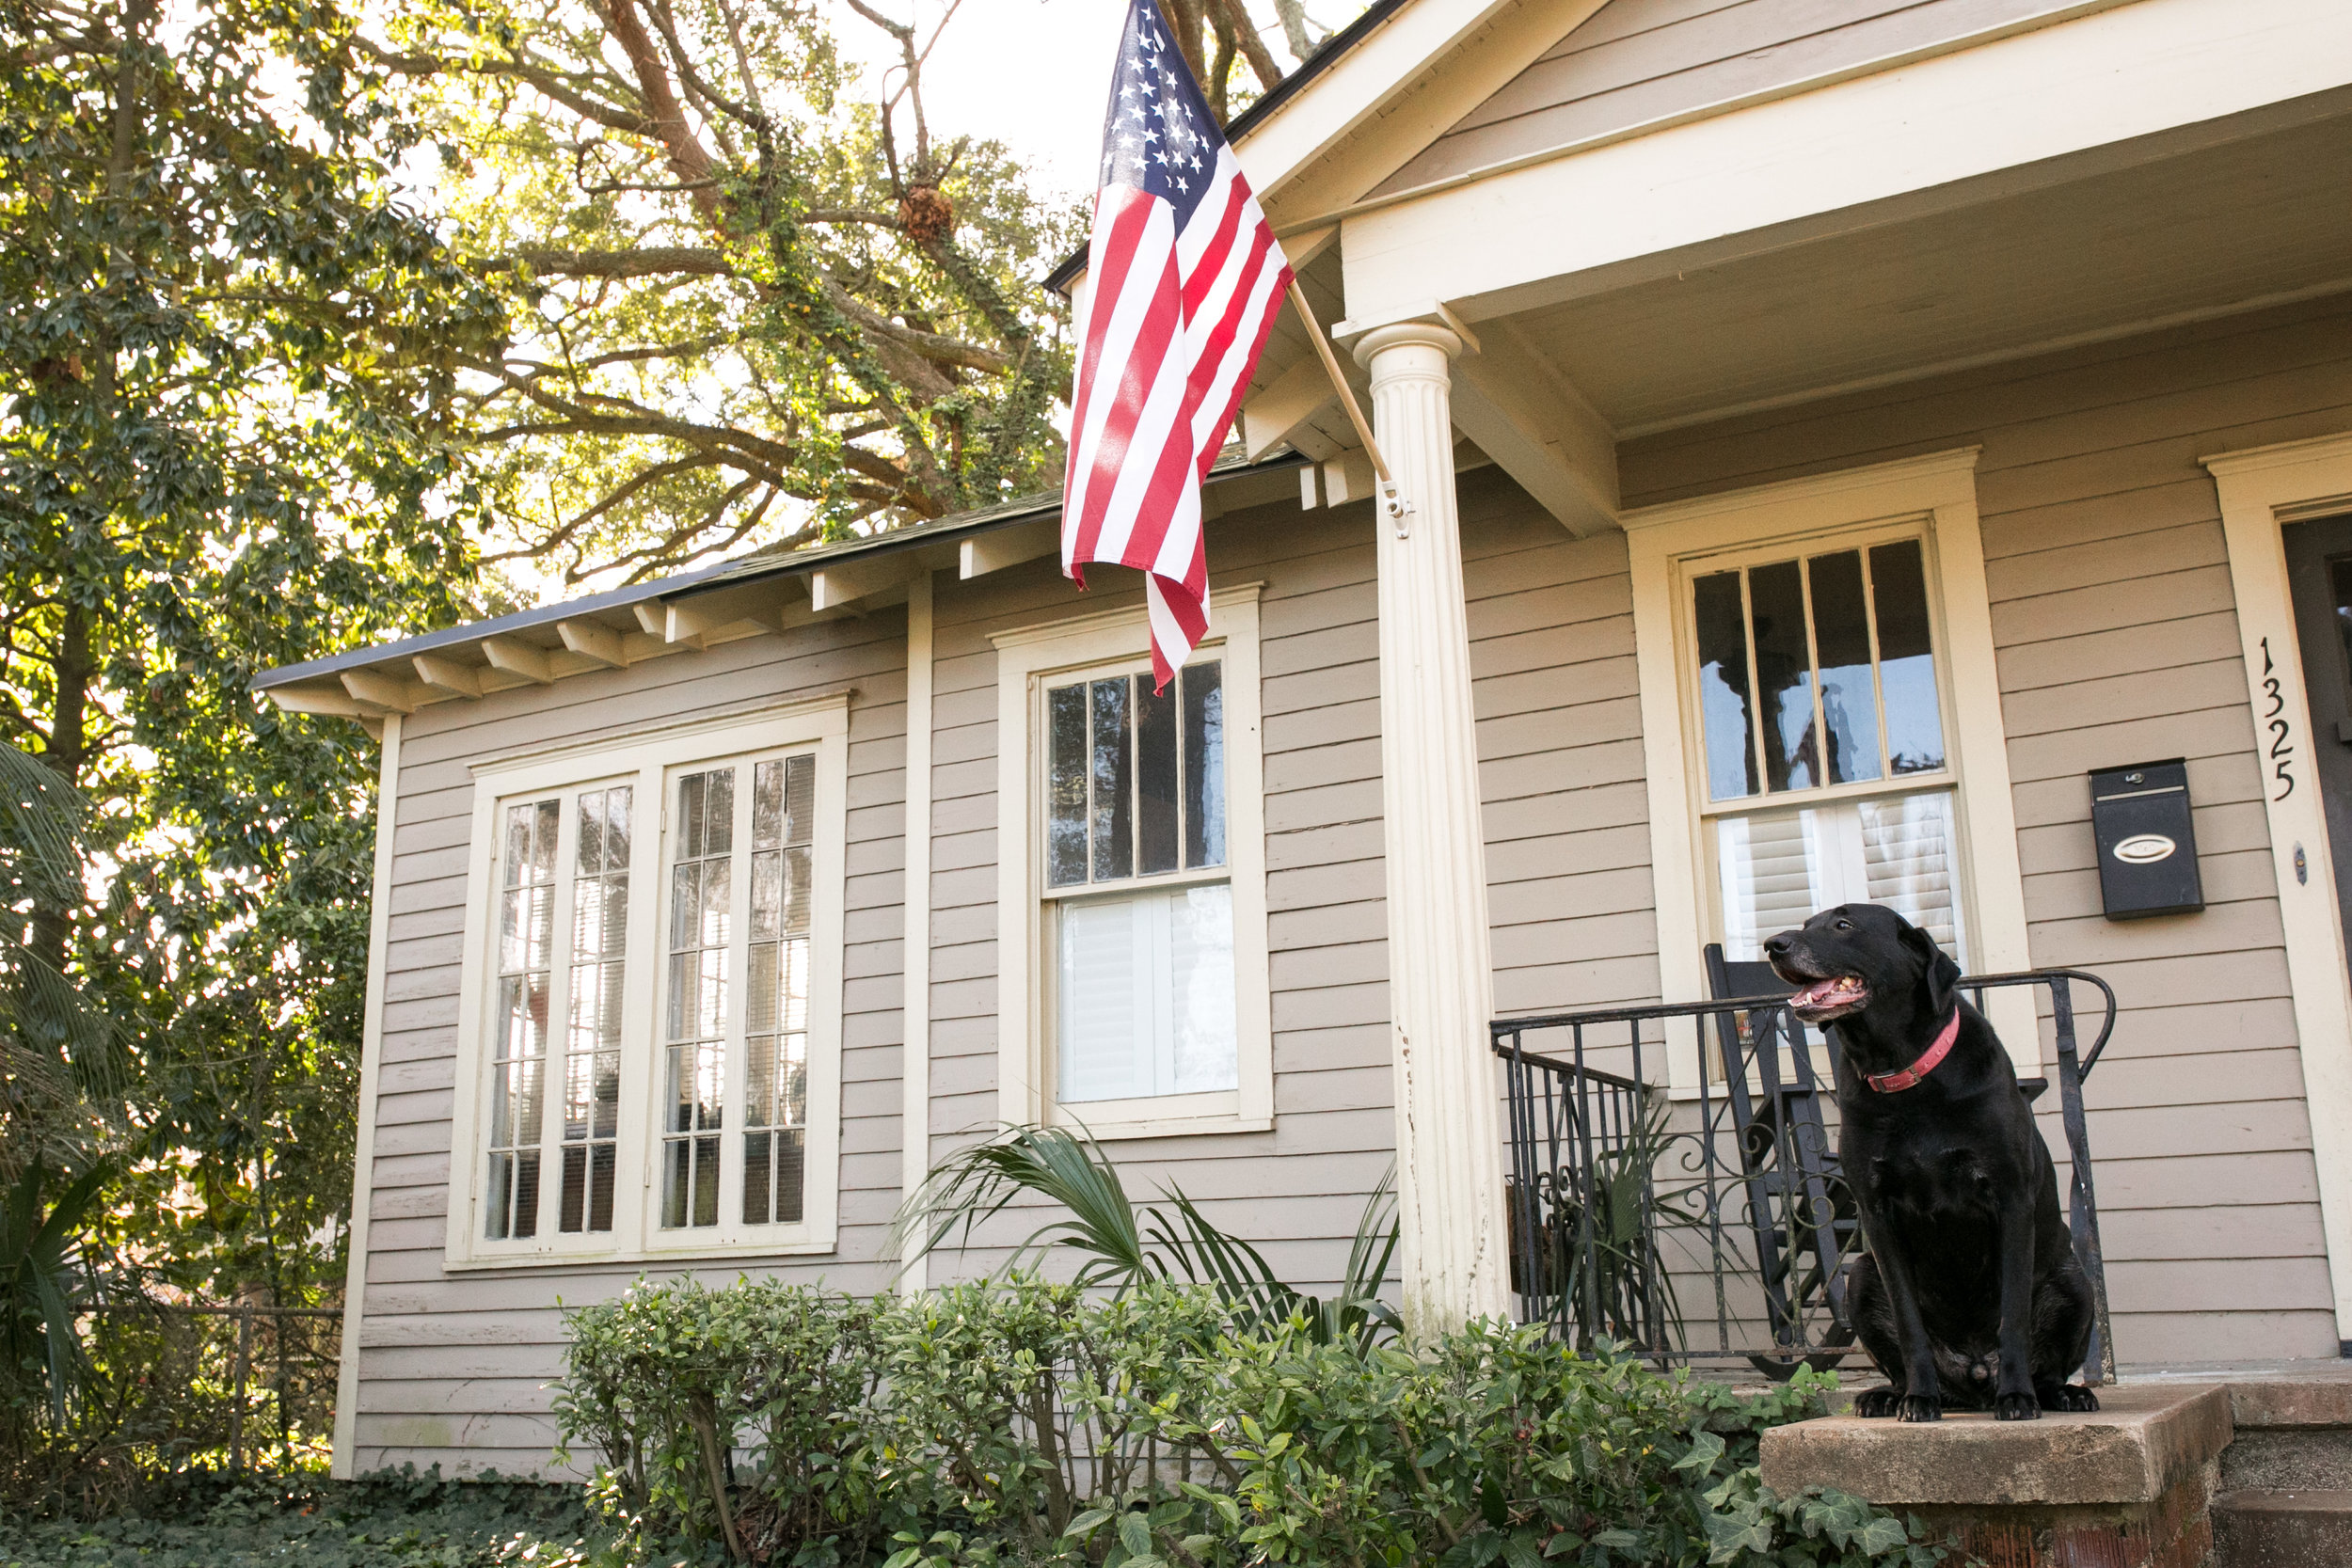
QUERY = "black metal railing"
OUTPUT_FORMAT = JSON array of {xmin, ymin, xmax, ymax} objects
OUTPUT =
[{"xmin": 1494, "ymin": 969, "xmax": 2118, "ymax": 1385}]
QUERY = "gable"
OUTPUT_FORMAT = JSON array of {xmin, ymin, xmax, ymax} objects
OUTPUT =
[{"xmin": 1372, "ymin": 0, "xmax": 2110, "ymax": 198}]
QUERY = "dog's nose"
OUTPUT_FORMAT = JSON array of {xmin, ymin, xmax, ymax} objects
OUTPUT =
[{"xmin": 1763, "ymin": 932, "xmax": 1792, "ymax": 958}]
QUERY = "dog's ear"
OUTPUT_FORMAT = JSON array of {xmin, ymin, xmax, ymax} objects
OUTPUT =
[{"xmin": 1901, "ymin": 921, "xmax": 1961, "ymax": 1018}]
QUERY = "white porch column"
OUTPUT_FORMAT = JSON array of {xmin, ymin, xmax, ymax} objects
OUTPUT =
[{"xmin": 1354, "ymin": 320, "xmax": 1512, "ymax": 1334}]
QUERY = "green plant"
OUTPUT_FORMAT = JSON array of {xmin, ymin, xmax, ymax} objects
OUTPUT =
[
  {"xmin": 551, "ymin": 1274, "xmax": 1950, "ymax": 1568},
  {"xmin": 0, "ymin": 1159, "xmax": 109, "ymax": 1428},
  {"xmin": 0, "ymin": 1465, "xmax": 615, "ymax": 1566},
  {"xmin": 1513, "ymin": 1094, "xmax": 1714, "ymax": 1354},
  {"xmin": 553, "ymin": 1276, "xmax": 881, "ymax": 1564},
  {"xmin": 891, "ymin": 1125, "xmax": 1400, "ymax": 1348}
]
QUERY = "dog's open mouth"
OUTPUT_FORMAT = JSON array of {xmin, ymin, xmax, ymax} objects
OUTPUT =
[{"xmin": 1784, "ymin": 974, "xmax": 1869, "ymax": 1022}]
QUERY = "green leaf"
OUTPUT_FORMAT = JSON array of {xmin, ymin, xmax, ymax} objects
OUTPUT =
[
  {"xmin": 1063, "ymin": 1509, "xmax": 1114, "ymax": 1541},
  {"xmin": 1856, "ymin": 1515, "xmax": 1911, "ymax": 1555},
  {"xmin": 1118, "ymin": 1511, "xmax": 1155, "ymax": 1560}
]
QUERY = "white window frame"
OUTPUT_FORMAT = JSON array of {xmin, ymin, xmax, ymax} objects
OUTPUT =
[
  {"xmin": 993, "ymin": 587, "xmax": 1272, "ymax": 1140},
  {"xmin": 444, "ymin": 694, "xmax": 850, "ymax": 1268},
  {"xmin": 1626, "ymin": 450, "xmax": 2035, "ymax": 1090}
]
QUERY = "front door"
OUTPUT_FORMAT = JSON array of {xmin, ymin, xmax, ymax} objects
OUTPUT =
[{"xmin": 2280, "ymin": 515, "xmax": 2352, "ymax": 942}]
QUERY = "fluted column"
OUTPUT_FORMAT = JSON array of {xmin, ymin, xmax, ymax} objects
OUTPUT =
[{"xmin": 1355, "ymin": 320, "xmax": 1511, "ymax": 1335}]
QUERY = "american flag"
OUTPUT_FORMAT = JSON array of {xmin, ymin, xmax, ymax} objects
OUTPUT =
[{"xmin": 1062, "ymin": 0, "xmax": 1294, "ymax": 688}]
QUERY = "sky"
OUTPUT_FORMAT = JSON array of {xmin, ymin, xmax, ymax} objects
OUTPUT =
[{"xmin": 829, "ymin": 0, "xmax": 1135, "ymax": 204}]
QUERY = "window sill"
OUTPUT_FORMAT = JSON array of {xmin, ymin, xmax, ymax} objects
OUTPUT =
[
  {"xmin": 1054, "ymin": 1111, "xmax": 1274, "ymax": 1142},
  {"xmin": 443, "ymin": 1231, "xmax": 839, "ymax": 1270}
]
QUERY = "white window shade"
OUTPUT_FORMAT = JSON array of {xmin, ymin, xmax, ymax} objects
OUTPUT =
[
  {"xmin": 1057, "ymin": 883, "xmax": 1237, "ymax": 1103},
  {"xmin": 1718, "ymin": 789, "xmax": 1965, "ymax": 966}
]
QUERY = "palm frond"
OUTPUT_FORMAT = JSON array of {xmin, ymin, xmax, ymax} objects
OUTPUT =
[
  {"xmin": 0, "ymin": 743, "xmax": 86, "ymax": 910},
  {"xmin": 889, "ymin": 1124, "xmax": 1163, "ymax": 1291},
  {"xmin": 0, "ymin": 1159, "xmax": 111, "ymax": 1422},
  {"xmin": 893, "ymin": 1126, "xmax": 1405, "ymax": 1349}
]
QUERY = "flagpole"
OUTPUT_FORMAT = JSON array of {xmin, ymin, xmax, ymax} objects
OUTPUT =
[{"xmin": 1284, "ymin": 280, "xmax": 1411, "ymax": 531}]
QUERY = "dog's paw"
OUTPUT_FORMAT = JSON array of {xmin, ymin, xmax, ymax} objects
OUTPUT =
[
  {"xmin": 1994, "ymin": 1391, "xmax": 2041, "ymax": 1421},
  {"xmin": 2039, "ymin": 1384, "xmax": 2100, "ymax": 1413},
  {"xmin": 1852, "ymin": 1386, "xmax": 1903, "ymax": 1418},
  {"xmin": 1894, "ymin": 1393, "xmax": 1943, "ymax": 1423}
]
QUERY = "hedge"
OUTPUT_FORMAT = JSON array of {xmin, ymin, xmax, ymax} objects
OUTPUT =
[{"xmin": 554, "ymin": 1275, "xmax": 1951, "ymax": 1568}]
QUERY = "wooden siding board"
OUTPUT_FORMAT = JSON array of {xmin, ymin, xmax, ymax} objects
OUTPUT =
[{"xmin": 1377, "ymin": 0, "xmax": 2065, "ymax": 196}]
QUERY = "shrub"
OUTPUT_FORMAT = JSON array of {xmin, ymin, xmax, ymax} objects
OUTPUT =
[
  {"xmin": 554, "ymin": 1276, "xmax": 882, "ymax": 1563},
  {"xmin": 555, "ymin": 1277, "xmax": 1948, "ymax": 1568}
]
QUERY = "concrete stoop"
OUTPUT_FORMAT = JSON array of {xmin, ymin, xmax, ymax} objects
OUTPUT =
[
  {"xmin": 1759, "ymin": 1386, "xmax": 2233, "ymax": 1568},
  {"xmin": 1759, "ymin": 1369, "xmax": 2352, "ymax": 1567}
]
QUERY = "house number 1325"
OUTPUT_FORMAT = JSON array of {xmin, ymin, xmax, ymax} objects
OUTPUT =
[{"xmin": 2261, "ymin": 636, "xmax": 2296, "ymax": 801}]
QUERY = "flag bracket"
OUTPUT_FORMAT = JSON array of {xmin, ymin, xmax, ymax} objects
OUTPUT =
[{"xmin": 1284, "ymin": 280, "xmax": 1411, "ymax": 539}]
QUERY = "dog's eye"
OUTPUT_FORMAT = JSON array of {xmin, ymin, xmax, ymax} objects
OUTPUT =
[{"xmin": 1834, "ymin": 919, "xmax": 1852, "ymax": 931}]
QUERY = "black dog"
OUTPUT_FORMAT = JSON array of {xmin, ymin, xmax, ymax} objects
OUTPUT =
[{"xmin": 1765, "ymin": 904, "xmax": 2097, "ymax": 1422}]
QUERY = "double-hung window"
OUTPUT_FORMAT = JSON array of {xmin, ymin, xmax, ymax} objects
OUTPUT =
[
  {"xmin": 1627, "ymin": 451, "xmax": 2040, "ymax": 1088},
  {"xmin": 449, "ymin": 697, "xmax": 848, "ymax": 1266},
  {"xmin": 995, "ymin": 591, "xmax": 1272, "ymax": 1139}
]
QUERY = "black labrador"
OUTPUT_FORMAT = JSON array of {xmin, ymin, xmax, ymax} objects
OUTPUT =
[{"xmin": 1764, "ymin": 904, "xmax": 2098, "ymax": 1422}]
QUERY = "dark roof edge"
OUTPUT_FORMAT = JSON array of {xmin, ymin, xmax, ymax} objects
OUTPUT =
[
  {"xmin": 1041, "ymin": 0, "xmax": 1410, "ymax": 296},
  {"xmin": 253, "ymin": 451, "xmax": 1309, "ymax": 691}
]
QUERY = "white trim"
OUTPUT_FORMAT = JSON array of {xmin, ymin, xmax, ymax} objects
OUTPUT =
[
  {"xmin": 1337, "ymin": 0, "xmax": 2352, "ymax": 326},
  {"xmin": 899, "ymin": 573, "xmax": 934, "ymax": 1294},
  {"xmin": 1277, "ymin": 0, "xmax": 2137, "ymax": 239},
  {"xmin": 443, "ymin": 695, "xmax": 851, "ymax": 1268},
  {"xmin": 2201, "ymin": 431, "xmax": 2352, "ymax": 1342},
  {"xmin": 992, "ymin": 588, "xmax": 1271, "ymax": 1141},
  {"xmin": 1625, "ymin": 450, "xmax": 2035, "ymax": 1089},
  {"xmin": 330, "ymin": 714, "xmax": 400, "ymax": 1480}
]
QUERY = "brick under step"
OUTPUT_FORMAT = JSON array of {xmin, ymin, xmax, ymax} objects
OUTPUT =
[{"xmin": 2212, "ymin": 1488, "xmax": 2352, "ymax": 1567}]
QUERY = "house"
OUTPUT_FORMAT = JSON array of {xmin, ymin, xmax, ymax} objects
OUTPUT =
[{"xmin": 259, "ymin": 0, "xmax": 2352, "ymax": 1478}]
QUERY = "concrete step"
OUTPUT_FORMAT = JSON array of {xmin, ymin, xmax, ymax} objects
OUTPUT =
[
  {"xmin": 2219, "ymin": 1376, "xmax": 2352, "ymax": 1491},
  {"xmin": 2212, "ymin": 1488, "xmax": 2352, "ymax": 1567}
]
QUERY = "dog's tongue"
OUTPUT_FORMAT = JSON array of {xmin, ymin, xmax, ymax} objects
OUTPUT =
[{"xmin": 1791, "ymin": 976, "xmax": 1860, "ymax": 1011}]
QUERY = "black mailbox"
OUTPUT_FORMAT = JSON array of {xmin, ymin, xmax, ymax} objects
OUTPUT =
[{"xmin": 2089, "ymin": 758, "xmax": 2203, "ymax": 919}]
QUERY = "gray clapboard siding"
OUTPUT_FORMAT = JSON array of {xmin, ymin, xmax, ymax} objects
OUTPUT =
[
  {"xmin": 1619, "ymin": 292, "xmax": 2352, "ymax": 1360},
  {"xmin": 344, "ymin": 605, "xmax": 918, "ymax": 1476},
  {"xmin": 1375, "ymin": 0, "xmax": 2074, "ymax": 196}
]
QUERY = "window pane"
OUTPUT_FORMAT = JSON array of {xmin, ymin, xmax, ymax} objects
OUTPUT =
[
  {"xmin": 1182, "ymin": 660, "xmax": 1225, "ymax": 869},
  {"xmin": 1748, "ymin": 560, "xmax": 1819, "ymax": 792},
  {"xmin": 1692, "ymin": 573, "xmax": 1757, "ymax": 802},
  {"xmin": 743, "ymin": 753, "xmax": 813, "ymax": 1227},
  {"xmin": 662, "ymin": 768, "xmax": 731, "ymax": 1229},
  {"xmin": 1169, "ymin": 883, "xmax": 1238, "ymax": 1094},
  {"xmin": 1136, "ymin": 674, "xmax": 1181, "ymax": 875},
  {"xmin": 1046, "ymin": 684, "xmax": 1089, "ymax": 887},
  {"xmin": 1715, "ymin": 809, "xmax": 1826, "ymax": 962},
  {"xmin": 488, "ymin": 799, "xmax": 558, "ymax": 1241},
  {"xmin": 1869, "ymin": 540, "xmax": 1946, "ymax": 775},
  {"xmin": 1807, "ymin": 552, "xmax": 1882, "ymax": 786},
  {"xmin": 1090, "ymin": 677, "xmax": 1134, "ymax": 881},
  {"xmin": 563, "ymin": 785, "xmax": 628, "ymax": 1234},
  {"xmin": 1058, "ymin": 895, "xmax": 1145, "ymax": 1102},
  {"xmin": 1858, "ymin": 791, "xmax": 1963, "ymax": 958}
]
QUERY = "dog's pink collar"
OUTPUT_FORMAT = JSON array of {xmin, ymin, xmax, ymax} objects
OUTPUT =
[{"xmin": 1866, "ymin": 1008, "xmax": 1961, "ymax": 1093}]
